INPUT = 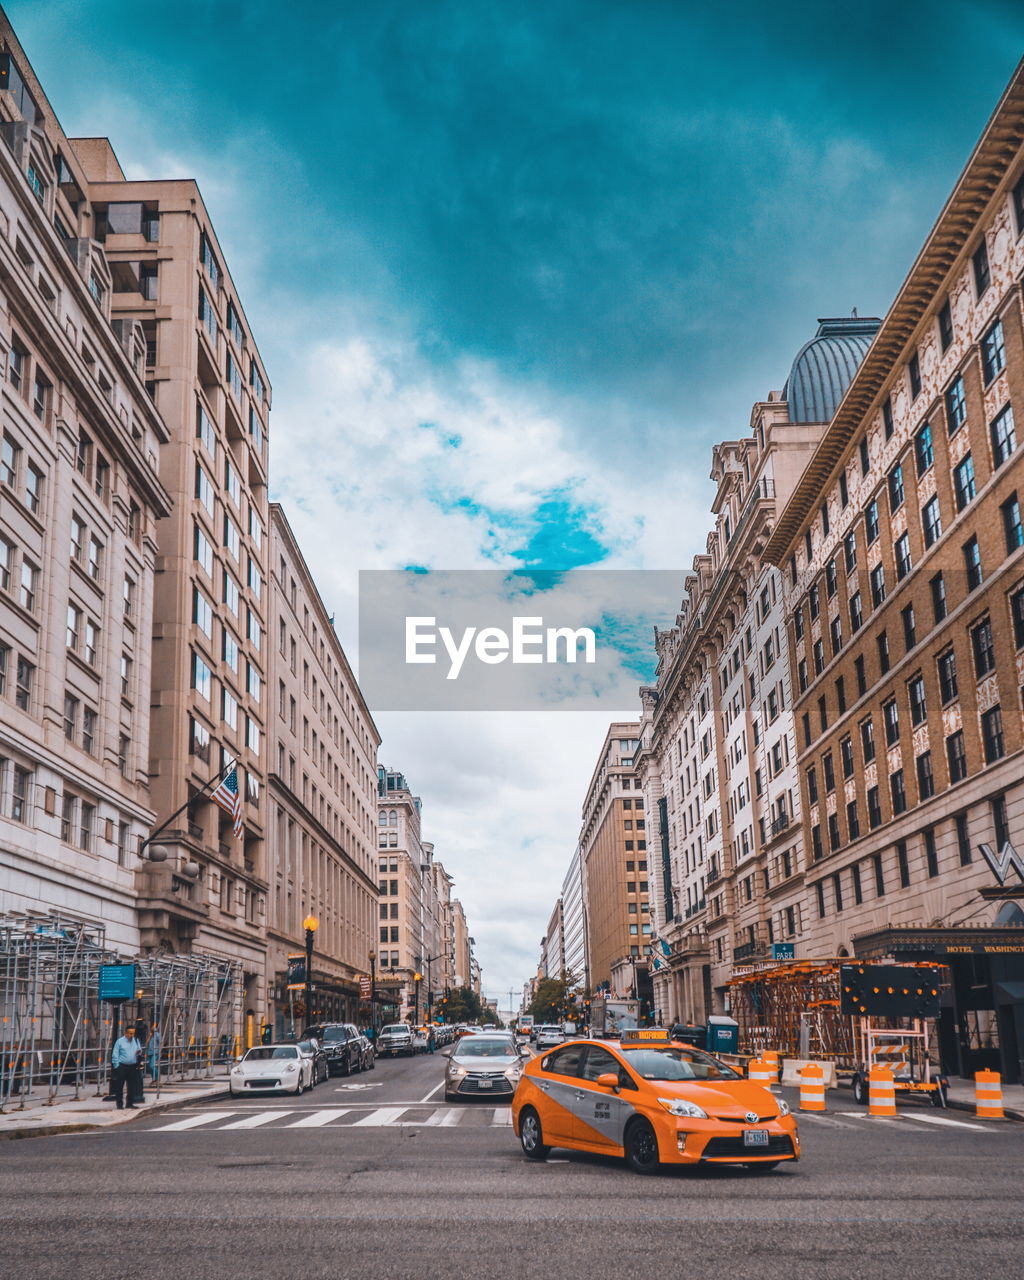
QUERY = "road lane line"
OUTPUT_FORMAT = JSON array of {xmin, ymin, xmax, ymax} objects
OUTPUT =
[
  {"xmin": 491, "ymin": 1107, "xmax": 512, "ymax": 1126},
  {"xmin": 352, "ymin": 1107, "xmax": 408, "ymax": 1126},
  {"xmin": 422, "ymin": 1108, "xmax": 462, "ymax": 1127},
  {"xmin": 219, "ymin": 1111, "xmax": 293, "ymax": 1129},
  {"xmin": 793, "ymin": 1113, "xmax": 855, "ymax": 1129},
  {"xmin": 900, "ymin": 1112, "xmax": 988, "ymax": 1131},
  {"xmin": 418, "ymin": 1080, "xmax": 445, "ymax": 1103},
  {"xmin": 152, "ymin": 1112, "xmax": 236, "ymax": 1132},
  {"xmin": 288, "ymin": 1109, "xmax": 351, "ymax": 1128}
]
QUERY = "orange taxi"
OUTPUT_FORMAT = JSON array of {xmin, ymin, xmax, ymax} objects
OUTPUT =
[{"xmin": 511, "ymin": 1029, "xmax": 798, "ymax": 1174}]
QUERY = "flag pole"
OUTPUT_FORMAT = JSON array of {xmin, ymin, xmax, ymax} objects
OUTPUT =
[{"xmin": 138, "ymin": 759, "xmax": 235, "ymax": 861}]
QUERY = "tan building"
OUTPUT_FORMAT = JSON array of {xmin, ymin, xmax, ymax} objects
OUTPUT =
[
  {"xmin": 266, "ymin": 504, "xmax": 380, "ymax": 1035},
  {"xmin": 636, "ymin": 317, "xmax": 878, "ymax": 1022},
  {"xmin": 376, "ymin": 766, "xmax": 427, "ymax": 1020},
  {"xmin": 70, "ymin": 131, "xmax": 273, "ymax": 1014},
  {"xmin": 0, "ymin": 24, "xmax": 171, "ymax": 950},
  {"xmin": 580, "ymin": 722, "xmax": 651, "ymax": 995},
  {"xmin": 451, "ymin": 897, "xmax": 471, "ymax": 987},
  {"xmin": 763, "ymin": 65, "xmax": 1024, "ymax": 1083}
]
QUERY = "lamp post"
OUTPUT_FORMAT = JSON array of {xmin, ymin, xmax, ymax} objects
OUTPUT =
[
  {"xmin": 368, "ymin": 949, "xmax": 377, "ymax": 1033},
  {"xmin": 413, "ymin": 971, "xmax": 422, "ymax": 1024},
  {"xmin": 303, "ymin": 914, "xmax": 318, "ymax": 1029}
]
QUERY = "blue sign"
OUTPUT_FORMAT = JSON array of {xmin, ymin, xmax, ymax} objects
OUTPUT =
[
  {"xmin": 771, "ymin": 943, "xmax": 796, "ymax": 961},
  {"xmin": 99, "ymin": 964, "xmax": 136, "ymax": 1001}
]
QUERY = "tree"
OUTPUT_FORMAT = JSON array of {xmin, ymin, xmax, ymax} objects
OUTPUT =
[
  {"xmin": 436, "ymin": 985, "xmax": 502, "ymax": 1026},
  {"xmin": 527, "ymin": 970, "xmax": 581, "ymax": 1023}
]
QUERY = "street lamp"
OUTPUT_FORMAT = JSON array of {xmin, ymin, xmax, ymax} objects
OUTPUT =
[
  {"xmin": 303, "ymin": 914, "xmax": 318, "ymax": 1029},
  {"xmin": 413, "ymin": 971, "xmax": 422, "ymax": 1024},
  {"xmin": 368, "ymin": 949, "xmax": 377, "ymax": 1033}
]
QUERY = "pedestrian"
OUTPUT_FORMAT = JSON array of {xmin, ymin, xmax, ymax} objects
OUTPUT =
[
  {"xmin": 110, "ymin": 1025, "xmax": 144, "ymax": 1110},
  {"xmin": 427, "ymin": 1026, "xmax": 436, "ymax": 1055},
  {"xmin": 146, "ymin": 1027, "xmax": 161, "ymax": 1083}
]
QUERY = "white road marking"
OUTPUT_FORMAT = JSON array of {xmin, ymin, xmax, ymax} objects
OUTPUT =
[
  {"xmin": 491, "ymin": 1107, "xmax": 512, "ymax": 1127},
  {"xmin": 792, "ymin": 1112, "xmax": 854, "ymax": 1129},
  {"xmin": 352, "ymin": 1107, "xmax": 408, "ymax": 1126},
  {"xmin": 219, "ymin": 1111, "xmax": 294, "ymax": 1129},
  {"xmin": 418, "ymin": 1080, "xmax": 445, "ymax": 1103},
  {"xmin": 901, "ymin": 1111, "xmax": 989, "ymax": 1131},
  {"xmin": 335, "ymin": 1083, "xmax": 383, "ymax": 1091},
  {"xmin": 422, "ymin": 1108, "xmax": 462, "ymax": 1127},
  {"xmin": 152, "ymin": 1112, "xmax": 236, "ymax": 1132},
  {"xmin": 287, "ymin": 1109, "xmax": 351, "ymax": 1128}
]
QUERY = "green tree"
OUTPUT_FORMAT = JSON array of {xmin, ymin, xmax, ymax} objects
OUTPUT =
[
  {"xmin": 436, "ymin": 985, "xmax": 503, "ymax": 1026},
  {"xmin": 527, "ymin": 970, "xmax": 581, "ymax": 1023}
]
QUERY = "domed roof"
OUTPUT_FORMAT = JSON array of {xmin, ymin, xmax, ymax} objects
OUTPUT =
[{"xmin": 784, "ymin": 316, "xmax": 881, "ymax": 423}]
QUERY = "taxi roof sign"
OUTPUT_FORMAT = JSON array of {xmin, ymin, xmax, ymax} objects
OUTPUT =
[{"xmin": 620, "ymin": 1027, "xmax": 673, "ymax": 1044}]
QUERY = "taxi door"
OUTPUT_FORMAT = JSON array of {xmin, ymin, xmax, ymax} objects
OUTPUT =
[
  {"xmin": 532, "ymin": 1043, "xmax": 586, "ymax": 1143},
  {"xmin": 571, "ymin": 1046, "xmax": 636, "ymax": 1151}
]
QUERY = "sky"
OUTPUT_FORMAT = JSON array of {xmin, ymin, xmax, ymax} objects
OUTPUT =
[{"xmin": 13, "ymin": 0, "xmax": 1024, "ymax": 1006}]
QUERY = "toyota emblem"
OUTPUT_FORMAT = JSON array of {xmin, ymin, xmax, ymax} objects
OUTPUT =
[{"xmin": 745, "ymin": 1110, "xmax": 759, "ymax": 1124}]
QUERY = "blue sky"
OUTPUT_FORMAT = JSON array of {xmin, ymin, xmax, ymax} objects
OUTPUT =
[{"xmin": 14, "ymin": 0, "xmax": 1024, "ymax": 1001}]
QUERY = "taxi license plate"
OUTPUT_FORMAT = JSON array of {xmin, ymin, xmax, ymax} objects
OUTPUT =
[
  {"xmin": 743, "ymin": 1129, "xmax": 769, "ymax": 1147},
  {"xmin": 477, "ymin": 1078, "xmax": 493, "ymax": 1089}
]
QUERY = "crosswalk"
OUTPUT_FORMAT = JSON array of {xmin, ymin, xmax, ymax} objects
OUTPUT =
[
  {"xmin": 802, "ymin": 1110, "xmax": 992, "ymax": 1132},
  {"xmin": 153, "ymin": 1104, "xmax": 513, "ymax": 1133}
]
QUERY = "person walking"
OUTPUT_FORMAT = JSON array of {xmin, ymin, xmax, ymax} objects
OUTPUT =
[
  {"xmin": 111, "ymin": 1025, "xmax": 143, "ymax": 1110},
  {"xmin": 427, "ymin": 1026, "xmax": 436, "ymax": 1055},
  {"xmin": 145, "ymin": 1027, "xmax": 161, "ymax": 1084}
]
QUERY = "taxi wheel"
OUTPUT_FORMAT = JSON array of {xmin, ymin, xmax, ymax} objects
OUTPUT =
[
  {"xmin": 624, "ymin": 1119, "xmax": 660, "ymax": 1175},
  {"xmin": 519, "ymin": 1107, "xmax": 550, "ymax": 1161}
]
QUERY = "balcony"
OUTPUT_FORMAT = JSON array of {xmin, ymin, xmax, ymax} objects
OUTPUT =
[
  {"xmin": 770, "ymin": 812, "xmax": 790, "ymax": 838},
  {"xmin": 733, "ymin": 939, "xmax": 769, "ymax": 962},
  {"xmin": 706, "ymin": 862, "xmax": 723, "ymax": 889}
]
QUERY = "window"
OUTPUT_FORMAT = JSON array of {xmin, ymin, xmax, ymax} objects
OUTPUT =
[
  {"xmin": 947, "ymin": 731, "xmax": 967, "ymax": 784},
  {"xmin": 194, "ymin": 522, "xmax": 214, "ymax": 577},
  {"xmin": 25, "ymin": 463, "xmax": 42, "ymax": 515},
  {"xmin": 954, "ymin": 455, "xmax": 975, "ymax": 510},
  {"xmin": 811, "ymin": 825, "xmax": 823, "ymax": 861},
  {"xmin": 869, "ymin": 564, "xmax": 885, "ymax": 609},
  {"xmin": 902, "ymin": 604, "xmax": 916, "ymax": 651},
  {"xmin": 190, "ymin": 717, "xmax": 211, "ymax": 762},
  {"xmin": 826, "ymin": 558, "xmax": 837, "ymax": 598},
  {"xmin": 873, "ymin": 852, "xmax": 885, "ymax": 896},
  {"xmin": 956, "ymin": 812, "xmax": 972, "ymax": 865},
  {"xmin": 855, "ymin": 654, "xmax": 866, "ymax": 696},
  {"xmin": 930, "ymin": 573, "xmax": 947, "ymax": 622},
  {"xmin": 897, "ymin": 840, "xmax": 911, "ymax": 887},
  {"xmin": 226, "ymin": 351, "xmax": 243, "ymax": 400},
  {"xmin": 841, "ymin": 735, "xmax": 854, "ymax": 779},
  {"xmin": 888, "ymin": 464, "xmax": 905, "ymax": 513},
  {"xmin": 32, "ymin": 368, "xmax": 51, "ymax": 420},
  {"xmin": 225, "ymin": 458, "xmax": 240, "ymax": 508},
  {"xmin": 813, "ymin": 639, "xmax": 824, "ymax": 676},
  {"xmin": 823, "ymin": 752, "xmax": 835, "ymax": 793},
  {"xmin": 991, "ymin": 404, "xmax": 1017, "ymax": 468},
  {"xmin": 982, "ymin": 706, "xmax": 1005, "ymax": 764},
  {"xmin": 849, "ymin": 592, "xmax": 863, "ymax": 633},
  {"xmin": 192, "ymin": 651, "xmax": 211, "ymax": 701},
  {"xmin": 828, "ymin": 813, "xmax": 841, "ymax": 852},
  {"xmin": 247, "ymin": 557, "xmax": 262, "ymax": 600},
  {"xmin": 8, "ymin": 344, "xmax": 26, "ymax": 395},
  {"xmin": 860, "ymin": 437, "xmax": 870, "ymax": 478},
  {"xmin": 120, "ymin": 653, "xmax": 132, "ymax": 700},
  {"xmin": 818, "ymin": 695, "xmax": 828, "ymax": 733},
  {"xmin": 981, "ymin": 319, "xmax": 1005, "ymax": 383},
  {"xmin": 836, "ymin": 675, "xmax": 846, "ymax": 714},
  {"xmin": 10, "ymin": 765, "xmax": 30, "ymax": 823},
  {"xmin": 830, "ymin": 615, "xmax": 843, "ymax": 656},
  {"xmin": 922, "ymin": 496, "xmax": 942, "ymax": 548},
  {"xmin": 946, "ymin": 376, "xmax": 967, "ymax": 435},
  {"xmin": 227, "ymin": 300, "xmax": 244, "ymax": 347},
  {"xmin": 195, "ymin": 462, "xmax": 214, "ymax": 515},
  {"xmin": 1013, "ymin": 586, "xmax": 1024, "ymax": 649},
  {"xmin": 19, "ymin": 559, "xmax": 37, "ymax": 612},
  {"xmin": 222, "ymin": 571, "xmax": 240, "ymax": 617},
  {"xmin": 1015, "ymin": 171, "xmax": 1024, "ymax": 235},
  {"xmin": 847, "ymin": 800, "xmax": 860, "ymax": 842},
  {"xmin": 938, "ymin": 299, "xmax": 954, "ymax": 351},
  {"xmin": 909, "ymin": 675, "xmax": 927, "ymax": 726},
  {"xmin": 1, "ymin": 436, "xmax": 18, "ymax": 490},
  {"xmin": 883, "ymin": 699, "xmax": 900, "ymax": 746},
  {"xmin": 866, "ymin": 499, "xmax": 879, "ymax": 544},
  {"xmin": 895, "ymin": 533, "xmax": 912, "ymax": 581},
  {"xmin": 222, "ymin": 628, "xmax": 240, "ymax": 674},
  {"xmin": 971, "ymin": 618, "xmax": 995, "ymax": 677},
  {"xmin": 832, "ymin": 870, "xmax": 844, "ymax": 910},
  {"xmin": 222, "ymin": 688, "xmax": 238, "ymax": 732},
  {"xmin": 877, "ymin": 631, "xmax": 890, "ymax": 674},
  {"xmin": 973, "ymin": 239, "xmax": 990, "ymax": 297},
  {"xmin": 64, "ymin": 693, "xmax": 79, "ymax": 741},
  {"xmin": 87, "ymin": 536, "xmax": 102, "ymax": 582},
  {"xmin": 793, "ymin": 607, "xmax": 804, "ymax": 641},
  {"xmin": 798, "ymin": 658, "xmax": 808, "ymax": 693},
  {"xmin": 193, "ymin": 587, "xmax": 213, "ymax": 637},
  {"xmin": 993, "ymin": 793, "xmax": 1010, "ymax": 850},
  {"xmin": 15, "ymin": 657, "xmax": 33, "ymax": 710},
  {"xmin": 1003, "ymin": 494, "xmax": 1023, "ymax": 552},
  {"xmin": 844, "ymin": 529, "xmax": 857, "ymax": 573},
  {"xmin": 883, "ymin": 397, "xmax": 894, "ymax": 440},
  {"xmin": 938, "ymin": 649, "xmax": 958, "ymax": 704},
  {"xmin": 963, "ymin": 536, "xmax": 982, "ymax": 591},
  {"xmin": 840, "ymin": 471, "xmax": 849, "ymax": 508},
  {"xmin": 83, "ymin": 620, "xmax": 99, "ymax": 666},
  {"xmin": 908, "ymin": 353, "xmax": 922, "ymax": 400},
  {"xmin": 917, "ymin": 751, "xmax": 934, "ymax": 801},
  {"xmin": 891, "ymin": 769, "xmax": 906, "ymax": 816},
  {"xmin": 809, "ymin": 583, "xmax": 820, "ymax": 621},
  {"xmin": 806, "ymin": 766, "xmax": 818, "ymax": 804},
  {"xmin": 868, "ymin": 786, "xmax": 881, "ymax": 829}
]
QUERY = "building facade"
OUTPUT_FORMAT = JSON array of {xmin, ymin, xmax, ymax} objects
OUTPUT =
[
  {"xmin": 561, "ymin": 845, "xmax": 588, "ymax": 988},
  {"xmin": 266, "ymin": 504, "xmax": 380, "ymax": 1035},
  {"xmin": 0, "ymin": 27, "xmax": 171, "ymax": 950},
  {"xmin": 764, "ymin": 67, "xmax": 1024, "ymax": 1082},
  {"xmin": 580, "ymin": 723, "xmax": 651, "ymax": 994}
]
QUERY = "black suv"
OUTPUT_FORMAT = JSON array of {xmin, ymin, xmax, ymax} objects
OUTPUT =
[{"xmin": 302, "ymin": 1023, "xmax": 364, "ymax": 1076}]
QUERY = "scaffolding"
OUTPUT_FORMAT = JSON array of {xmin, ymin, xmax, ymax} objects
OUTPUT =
[
  {"xmin": 0, "ymin": 909, "xmax": 243, "ymax": 1109},
  {"xmin": 728, "ymin": 960, "xmax": 855, "ymax": 1065}
]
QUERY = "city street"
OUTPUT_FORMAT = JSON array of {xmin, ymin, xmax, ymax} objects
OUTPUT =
[{"xmin": 1, "ymin": 1049, "xmax": 1022, "ymax": 1280}]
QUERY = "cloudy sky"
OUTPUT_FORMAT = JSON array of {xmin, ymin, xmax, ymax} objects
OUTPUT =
[{"xmin": 16, "ymin": 1, "xmax": 1024, "ymax": 1006}]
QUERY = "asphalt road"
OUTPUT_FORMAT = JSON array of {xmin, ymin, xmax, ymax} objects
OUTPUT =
[{"xmin": 2, "ymin": 1048, "xmax": 1022, "ymax": 1280}]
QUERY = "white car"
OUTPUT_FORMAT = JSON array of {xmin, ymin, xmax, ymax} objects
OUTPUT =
[
  {"xmin": 229, "ymin": 1044, "xmax": 313, "ymax": 1096},
  {"xmin": 534, "ymin": 1025, "xmax": 565, "ymax": 1049}
]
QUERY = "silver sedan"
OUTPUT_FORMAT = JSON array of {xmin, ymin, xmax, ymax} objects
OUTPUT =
[{"xmin": 444, "ymin": 1036, "xmax": 526, "ymax": 1101}]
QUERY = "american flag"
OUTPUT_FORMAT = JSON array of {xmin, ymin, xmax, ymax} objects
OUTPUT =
[{"xmin": 211, "ymin": 763, "xmax": 243, "ymax": 837}]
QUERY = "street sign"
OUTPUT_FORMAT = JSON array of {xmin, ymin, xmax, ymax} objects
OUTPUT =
[
  {"xmin": 771, "ymin": 943, "xmax": 795, "ymax": 960},
  {"xmin": 286, "ymin": 954, "xmax": 305, "ymax": 989},
  {"xmin": 99, "ymin": 963, "xmax": 136, "ymax": 1002}
]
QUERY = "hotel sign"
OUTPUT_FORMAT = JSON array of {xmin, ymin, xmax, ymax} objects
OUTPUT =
[{"xmin": 978, "ymin": 842, "xmax": 1024, "ymax": 887}]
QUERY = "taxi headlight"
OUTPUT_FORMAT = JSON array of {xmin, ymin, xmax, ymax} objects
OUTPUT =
[
  {"xmin": 658, "ymin": 1097, "xmax": 707, "ymax": 1119},
  {"xmin": 778, "ymin": 1099, "xmax": 791, "ymax": 1117}
]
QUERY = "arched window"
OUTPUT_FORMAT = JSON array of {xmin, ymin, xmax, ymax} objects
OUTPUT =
[{"xmin": 389, "ymin": 810, "xmax": 397, "ymax": 826}]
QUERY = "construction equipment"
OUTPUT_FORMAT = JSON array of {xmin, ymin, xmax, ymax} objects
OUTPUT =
[{"xmin": 728, "ymin": 960, "xmax": 853, "ymax": 1064}]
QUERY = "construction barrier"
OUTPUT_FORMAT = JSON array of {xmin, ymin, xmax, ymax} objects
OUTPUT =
[
  {"xmin": 781, "ymin": 1058, "xmax": 837, "ymax": 1087},
  {"xmin": 798, "ymin": 1063, "xmax": 827, "ymax": 1111},
  {"xmin": 762, "ymin": 1050, "xmax": 780, "ymax": 1085},
  {"xmin": 748, "ymin": 1058, "xmax": 775, "ymax": 1086},
  {"xmin": 975, "ymin": 1070, "xmax": 1004, "ymax": 1119},
  {"xmin": 868, "ymin": 1065, "xmax": 896, "ymax": 1117}
]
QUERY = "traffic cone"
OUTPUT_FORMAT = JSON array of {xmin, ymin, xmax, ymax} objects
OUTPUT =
[
  {"xmin": 868, "ymin": 1065, "xmax": 896, "ymax": 1117},
  {"xmin": 799, "ymin": 1063, "xmax": 826, "ymax": 1111},
  {"xmin": 974, "ymin": 1070, "xmax": 1004, "ymax": 1119},
  {"xmin": 748, "ymin": 1058, "xmax": 773, "ymax": 1085}
]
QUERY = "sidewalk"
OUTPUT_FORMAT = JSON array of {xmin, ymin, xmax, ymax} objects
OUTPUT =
[
  {"xmin": 944, "ymin": 1077, "xmax": 1024, "ymax": 1121},
  {"xmin": 0, "ymin": 1073, "xmax": 231, "ymax": 1140}
]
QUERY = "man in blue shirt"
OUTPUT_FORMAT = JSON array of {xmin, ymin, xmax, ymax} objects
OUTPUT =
[{"xmin": 111, "ymin": 1026, "xmax": 143, "ymax": 1109}]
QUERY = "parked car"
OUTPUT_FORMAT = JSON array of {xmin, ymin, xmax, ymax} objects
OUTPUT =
[
  {"xmin": 445, "ymin": 1035, "xmax": 526, "ymax": 1101},
  {"xmin": 302, "ymin": 1023, "xmax": 365, "ymax": 1076},
  {"xmin": 377, "ymin": 1023, "xmax": 415, "ymax": 1058},
  {"xmin": 297, "ymin": 1038, "xmax": 329, "ymax": 1085},
  {"xmin": 535, "ymin": 1025, "xmax": 565, "ymax": 1049},
  {"xmin": 352, "ymin": 1030, "xmax": 375, "ymax": 1071},
  {"xmin": 229, "ymin": 1044, "xmax": 313, "ymax": 1096}
]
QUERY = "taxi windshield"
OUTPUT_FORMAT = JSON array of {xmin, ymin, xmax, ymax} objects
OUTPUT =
[{"xmin": 620, "ymin": 1047, "xmax": 740, "ymax": 1081}]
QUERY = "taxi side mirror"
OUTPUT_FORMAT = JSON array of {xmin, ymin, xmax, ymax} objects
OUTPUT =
[{"xmin": 596, "ymin": 1072, "xmax": 620, "ymax": 1090}]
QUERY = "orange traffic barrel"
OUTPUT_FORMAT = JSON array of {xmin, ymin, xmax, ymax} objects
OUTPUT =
[
  {"xmin": 748, "ymin": 1058, "xmax": 774, "ymax": 1086},
  {"xmin": 868, "ymin": 1065, "xmax": 896, "ymax": 1117},
  {"xmin": 799, "ymin": 1063, "xmax": 826, "ymax": 1111},
  {"xmin": 762, "ymin": 1050, "xmax": 780, "ymax": 1085},
  {"xmin": 975, "ymin": 1070, "xmax": 1004, "ymax": 1119}
]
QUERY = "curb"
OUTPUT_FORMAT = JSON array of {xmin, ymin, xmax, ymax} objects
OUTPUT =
[
  {"xmin": 945, "ymin": 1096, "xmax": 1024, "ymax": 1123},
  {"xmin": 0, "ymin": 1085, "xmax": 232, "ymax": 1142}
]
